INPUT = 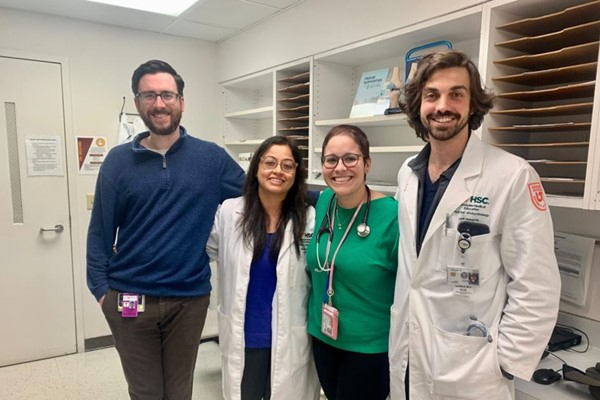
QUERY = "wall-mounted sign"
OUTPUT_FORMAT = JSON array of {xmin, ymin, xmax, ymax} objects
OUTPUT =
[
  {"xmin": 77, "ymin": 136, "xmax": 107, "ymax": 175},
  {"xmin": 25, "ymin": 136, "xmax": 64, "ymax": 176}
]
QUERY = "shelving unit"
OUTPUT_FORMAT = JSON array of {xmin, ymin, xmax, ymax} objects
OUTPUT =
[
  {"xmin": 276, "ymin": 62, "xmax": 311, "ymax": 170},
  {"xmin": 221, "ymin": 59, "xmax": 311, "ymax": 168},
  {"xmin": 309, "ymin": 6, "xmax": 483, "ymax": 189},
  {"xmin": 483, "ymin": 0, "xmax": 600, "ymax": 209},
  {"xmin": 220, "ymin": 0, "xmax": 600, "ymax": 209},
  {"xmin": 222, "ymin": 71, "xmax": 274, "ymax": 153}
]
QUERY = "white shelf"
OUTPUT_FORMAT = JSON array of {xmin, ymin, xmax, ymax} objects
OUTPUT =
[
  {"xmin": 224, "ymin": 106, "xmax": 273, "ymax": 119},
  {"xmin": 547, "ymin": 194, "xmax": 585, "ymax": 209},
  {"xmin": 516, "ymin": 346, "xmax": 600, "ymax": 400},
  {"xmin": 315, "ymin": 114, "xmax": 408, "ymax": 127},
  {"xmin": 224, "ymin": 139, "xmax": 266, "ymax": 146},
  {"xmin": 313, "ymin": 7, "xmax": 483, "ymax": 66},
  {"xmin": 314, "ymin": 145, "xmax": 422, "ymax": 154},
  {"xmin": 372, "ymin": 145, "xmax": 421, "ymax": 153}
]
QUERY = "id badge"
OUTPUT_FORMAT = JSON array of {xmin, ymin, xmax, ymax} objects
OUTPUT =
[
  {"xmin": 321, "ymin": 303, "xmax": 339, "ymax": 340},
  {"xmin": 117, "ymin": 293, "xmax": 145, "ymax": 313},
  {"xmin": 121, "ymin": 293, "xmax": 138, "ymax": 318},
  {"xmin": 117, "ymin": 293, "xmax": 145, "ymax": 318},
  {"xmin": 447, "ymin": 266, "xmax": 480, "ymax": 287}
]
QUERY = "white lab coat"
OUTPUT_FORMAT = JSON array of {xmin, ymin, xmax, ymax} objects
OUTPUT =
[
  {"xmin": 390, "ymin": 135, "xmax": 561, "ymax": 400},
  {"xmin": 206, "ymin": 197, "xmax": 320, "ymax": 400}
]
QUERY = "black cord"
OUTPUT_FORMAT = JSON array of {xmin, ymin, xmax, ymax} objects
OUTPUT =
[
  {"xmin": 119, "ymin": 96, "xmax": 126, "ymax": 119},
  {"xmin": 548, "ymin": 351, "xmax": 567, "ymax": 365}
]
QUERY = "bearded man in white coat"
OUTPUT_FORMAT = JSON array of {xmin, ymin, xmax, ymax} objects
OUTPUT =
[{"xmin": 390, "ymin": 50, "xmax": 561, "ymax": 400}]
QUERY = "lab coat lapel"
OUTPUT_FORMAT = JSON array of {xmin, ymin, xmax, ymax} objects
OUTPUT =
[
  {"xmin": 403, "ymin": 171, "xmax": 420, "ymax": 250},
  {"xmin": 422, "ymin": 135, "xmax": 484, "ymax": 246},
  {"xmin": 280, "ymin": 220, "xmax": 294, "ymax": 254}
]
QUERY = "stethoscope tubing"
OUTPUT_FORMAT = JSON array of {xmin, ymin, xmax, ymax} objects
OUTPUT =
[
  {"xmin": 315, "ymin": 186, "xmax": 371, "ymax": 272},
  {"xmin": 317, "ymin": 186, "xmax": 371, "ymax": 242}
]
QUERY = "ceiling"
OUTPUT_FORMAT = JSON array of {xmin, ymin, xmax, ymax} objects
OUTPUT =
[{"xmin": 0, "ymin": 0, "xmax": 305, "ymax": 42}]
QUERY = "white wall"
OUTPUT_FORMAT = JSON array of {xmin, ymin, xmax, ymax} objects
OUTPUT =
[
  {"xmin": 0, "ymin": 7, "xmax": 221, "ymax": 341},
  {"xmin": 217, "ymin": 0, "xmax": 483, "ymax": 82}
]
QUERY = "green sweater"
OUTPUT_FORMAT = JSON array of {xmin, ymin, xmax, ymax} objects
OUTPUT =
[{"xmin": 307, "ymin": 188, "xmax": 399, "ymax": 353}]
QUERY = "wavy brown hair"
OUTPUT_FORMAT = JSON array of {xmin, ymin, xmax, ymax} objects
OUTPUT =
[{"xmin": 400, "ymin": 51, "xmax": 494, "ymax": 140}]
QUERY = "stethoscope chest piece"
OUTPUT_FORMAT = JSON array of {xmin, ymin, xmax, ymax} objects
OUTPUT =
[{"xmin": 356, "ymin": 222, "xmax": 370, "ymax": 238}]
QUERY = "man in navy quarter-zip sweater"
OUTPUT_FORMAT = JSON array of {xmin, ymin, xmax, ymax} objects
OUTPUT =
[{"xmin": 87, "ymin": 59, "xmax": 245, "ymax": 400}]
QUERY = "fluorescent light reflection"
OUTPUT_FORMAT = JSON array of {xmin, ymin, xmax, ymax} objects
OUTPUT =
[{"xmin": 86, "ymin": 0, "xmax": 198, "ymax": 16}]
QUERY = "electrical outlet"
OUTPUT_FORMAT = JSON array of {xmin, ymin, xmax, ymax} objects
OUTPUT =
[{"xmin": 86, "ymin": 194, "xmax": 94, "ymax": 210}]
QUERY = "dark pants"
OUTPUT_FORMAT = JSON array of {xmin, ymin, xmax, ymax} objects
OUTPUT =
[
  {"xmin": 312, "ymin": 337, "xmax": 390, "ymax": 400},
  {"xmin": 241, "ymin": 347, "xmax": 272, "ymax": 400},
  {"xmin": 102, "ymin": 289, "xmax": 210, "ymax": 400}
]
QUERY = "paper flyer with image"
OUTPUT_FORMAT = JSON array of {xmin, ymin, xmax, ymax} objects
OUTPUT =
[
  {"xmin": 77, "ymin": 136, "xmax": 108, "ymax": 175},
  {"xmin": 349, "ymin": 68, "xmax": 393, "ymax": 118}
]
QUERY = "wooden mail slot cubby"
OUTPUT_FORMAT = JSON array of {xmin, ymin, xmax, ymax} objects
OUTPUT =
[{"xmin": 484, "ymin": 0, "xmax": 600, "ymax": 207}]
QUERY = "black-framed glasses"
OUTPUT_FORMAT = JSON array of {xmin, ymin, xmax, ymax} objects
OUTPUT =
[
  {"xmin": 321, "ymin": 153, "xmax": 364, "ymax": 169},
  {"xmin": 136, "ymin": 91, "xmax": 181, "ymax": 104},
  {"xmin": 260, "ymin": 156, "xmax": 297, "ymax": 173}
]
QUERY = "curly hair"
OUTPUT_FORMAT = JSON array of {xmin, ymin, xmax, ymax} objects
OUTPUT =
[{"xmin": 400, "ymin": 51, "xmax": 494, "ymax": 140}]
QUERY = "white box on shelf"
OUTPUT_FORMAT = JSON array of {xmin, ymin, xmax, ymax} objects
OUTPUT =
[{"xmin": 238, "ymin": 152, "xmax": 253, "ymax": 171}]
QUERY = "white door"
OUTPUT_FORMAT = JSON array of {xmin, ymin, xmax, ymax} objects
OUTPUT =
[{"xmin": 0, "ymin": 56, "xmax": 76, "ymax": 366}]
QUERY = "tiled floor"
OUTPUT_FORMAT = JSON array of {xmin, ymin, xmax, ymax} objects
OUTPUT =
[{"xmin": 0, "ymin": 341, "xmax": 223, "ymax": 400}]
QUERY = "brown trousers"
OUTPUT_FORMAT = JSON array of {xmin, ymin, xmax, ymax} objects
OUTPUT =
[{"xmin": 102, "ymin": 289, "xmax": 210, "ymax": 400}]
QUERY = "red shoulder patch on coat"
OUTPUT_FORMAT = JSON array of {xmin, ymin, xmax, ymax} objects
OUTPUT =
[{"xmin": 528, "ymin": 182, "xmax": 547, "ymax": 211}]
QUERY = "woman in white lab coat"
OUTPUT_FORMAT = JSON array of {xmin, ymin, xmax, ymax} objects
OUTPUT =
[{"xmin": 207, "ymin": 136, "xmax": 320, "ymax": 400}]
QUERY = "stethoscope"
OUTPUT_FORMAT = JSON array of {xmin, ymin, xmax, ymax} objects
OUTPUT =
[
  {"xmin": 315, "ymin": 186, "xmax": 371, "ymax": 272},
  {"xmin": 316, "ymin": 185, "xmax": 371, "ymax": 241}
]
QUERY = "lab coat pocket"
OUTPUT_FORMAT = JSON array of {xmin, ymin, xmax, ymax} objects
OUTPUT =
[
  {"xmin": 217, "ymin": 309, "xmax": 239, "ymax": 400},
  {"xmin": 289, "ymin": 282, "xmax": 310, "ymax": 327},
  {"xmin": 431, "ymin": 326, "xmax": 503, "ymax": 398},
  {"xmin": 216, "ymin": 308, "xmax": 233, "ymax": 358},
  {"xmin": 389, "ymin": 307, "xmax": 407, "ymax": 392},
  {"xmin": 436, "ymin": 231, "xmax": 501, "ymax": 281},
  {"xmin": 291, "ymin": 324, "xmax": 311, "ymax": 370},
  {"xmin": 389, "ymin": 308, "xmax": 400, "ymax": 355}
]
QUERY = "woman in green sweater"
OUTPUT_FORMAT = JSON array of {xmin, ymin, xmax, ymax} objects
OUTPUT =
[{"xmin": 306, "ymin": 124, "xmax": 399, "ymax": 400}]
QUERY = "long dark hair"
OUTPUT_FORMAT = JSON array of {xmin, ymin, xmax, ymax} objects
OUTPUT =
[
  {"xmin": 241, "ymin": 136, "xmax": 308, "ymax": 261},
  {"xmin": 400, "ymin": 50, "xmax": 494, "ymax": 140}
]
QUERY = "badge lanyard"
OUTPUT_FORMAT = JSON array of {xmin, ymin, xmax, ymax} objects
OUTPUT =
[{"xmin": 321, "ymin": 193, "xmax": 366, "ymax": 305}]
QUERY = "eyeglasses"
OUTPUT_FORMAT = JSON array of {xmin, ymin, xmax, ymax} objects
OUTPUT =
[
  {"xmin": 260, "ymin": 156, "xmax": 297, "ymax": 173},
  {"xmin": 321, "ymin": 153, "xmax": 364, "ymax": 169},
  {"xmin": 136, "ymin": 91, "xmax": 181, "ymax": 104}
]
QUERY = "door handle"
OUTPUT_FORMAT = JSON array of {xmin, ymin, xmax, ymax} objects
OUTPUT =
[{"xmin": 40, "ymin": 224, "xmax": 64, "ymax": 234}]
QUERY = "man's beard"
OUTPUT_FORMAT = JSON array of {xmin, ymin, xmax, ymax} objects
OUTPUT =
[
  {"xmin": 424, "ymin": 112, "xmax": 469, "ymax": 142},
  {"xmin": 140, "ymin": 109, "xmax": 182, "ymax": 136}
]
